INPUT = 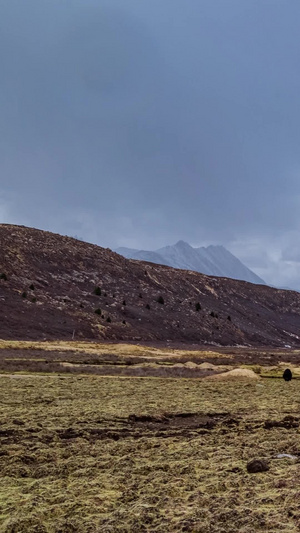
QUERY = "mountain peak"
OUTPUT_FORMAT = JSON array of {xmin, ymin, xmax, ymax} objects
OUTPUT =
[
  {"xmin": 117, "ymin": 240, "xmax": 265, "ymax": 285},
  {"xmin": 174, "ymin": 240, "xmax": 193, "ymax": 249}
]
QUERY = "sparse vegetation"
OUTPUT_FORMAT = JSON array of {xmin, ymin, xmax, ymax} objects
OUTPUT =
[
  {"xmin": 123, "ymin": 300, "xmax": 126, "ymax": 306},
  {"xmin": 106, "ymin": 316, "xmax": 111, "ymax": 323},
  {"xmin": 1, "ymin": 225, "xmax": 300, "ymax": 346},
  {"xmin": 21, "ymin": 291, "xmax": 27, "ymax": 298},
  {"xmin": 94, "ymin": 286, "xmax": 101, "ymax": 296},
  {"xmin": 146, "ymin": 303, "xmax": 151, "ymax": 310},
  {"xmin": 29, "ymin": 283, "xmax": 35, "ymax": 290},
  {"xmin": 94, "ymin": 308, "xmax": 101, "ymax": 315},
  {"xmin": 195, "ymin": 302, "xmax": 201, "ymax": 311},
  {"xmin": 157, "ymin": 295, "xmax": 165, "ymax": 305},
  {"xmin": 31, "ymin": 297, "xmax": 37, "ymax": 303},
  {"xmin": 0, "ymin": 273, "xmax": 7, "ymax": 280}
]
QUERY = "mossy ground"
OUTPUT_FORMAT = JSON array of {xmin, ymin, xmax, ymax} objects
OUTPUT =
[{"xmin": 1, "ymin": 371, "xmax": 300, "ymax": 532}]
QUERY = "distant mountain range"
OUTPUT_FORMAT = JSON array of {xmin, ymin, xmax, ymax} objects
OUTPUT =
[{"xmin": 116, "ymin": 240, "xmax": 265, "ymax": 285}]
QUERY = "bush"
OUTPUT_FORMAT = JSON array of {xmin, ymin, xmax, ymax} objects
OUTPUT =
[
  {"xmin": 145, "ymin": 303, "xmax": 150, "ymax": 310},
  {"xmin": 32, "ymin": 297, "xmax": 37, "ymax": 303},
  {"xmin": 29, "ymin": 284, "xmax": 35, "ymax": 291},
  {"xmin": 210, "ymin": 311, "xmax": 215, "ymax": 318},
  {"xmin": 95, "ymin": 308, "xmax": 101, "ymax": 315},
  {"xmin": 123, "ymin": 320, "xmax": 126, "ymax": 324},
  {"xmin": 122, "ymin": 300, "xmax": 126, "ymax": 306},
  {"xmin": 94, "ymin": 286, "xmax": 101, "ymax": 296},
  {"xmin": 227, "ymin": 315, "xmax": 231, "ymax": 321},
  {"xmin": 106, "ymin": 316, "xmax": 111, "ymax": 323},
  {"xmin": 0, "ymin": 273, "xmax": 7, "ymax": 281},
  {"xmin": 195, "ymin": 302, "xmax": 201, "ymax": 312},
  {"xmin": 157, "ymin": 296, "xmax": 164, "ymax": 305},
  {"xmin": 22, "ymin": 291, "xmax": 27, "ymax": 298}
]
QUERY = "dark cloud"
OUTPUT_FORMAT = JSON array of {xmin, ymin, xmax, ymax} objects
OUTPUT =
[{"xmin": 1, "ymin": 1, "xmax": 300, "ymax": 287}]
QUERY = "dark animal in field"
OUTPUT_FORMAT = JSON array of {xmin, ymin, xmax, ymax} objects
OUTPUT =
[{"xmin": 283, "ymin": 368, "xmax": 292, "ymax": 381}]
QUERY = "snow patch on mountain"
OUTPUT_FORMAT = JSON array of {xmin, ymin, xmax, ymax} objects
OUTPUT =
[{"xmin": 115, "ymin": 241, "xmax": 265, "ymax": 285}]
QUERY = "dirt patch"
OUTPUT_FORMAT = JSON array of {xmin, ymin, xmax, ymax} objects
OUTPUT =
[
  {"xmin": 127, "ymin": 411, "xmax": 238, "ymax": 435},
  {"xmin": 264, "ymin": 415, "xmax": 299, "ymax": 430}
]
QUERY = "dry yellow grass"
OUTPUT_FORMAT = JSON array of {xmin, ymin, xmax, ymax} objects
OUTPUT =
[
  {"xmin": 1, "ymin": 373, "xmax": 300, "ymax": 532},
  {"xmin": 206, "ymin": 368, "xmax": 260, "ymax": 380},
  {"xmin": 0, "ymin": 340, "xmax": 231, "ymax": 360}
]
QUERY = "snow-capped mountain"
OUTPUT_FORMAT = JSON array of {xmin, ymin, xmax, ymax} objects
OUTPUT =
[{"xmin": 116, "ymin": 240, "xmax": 265, "ymax": 285}]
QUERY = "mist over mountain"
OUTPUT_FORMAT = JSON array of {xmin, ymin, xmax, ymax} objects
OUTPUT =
[{"xmin": 116, "ymin": 241, "xmax": 265, "ymax": 285}]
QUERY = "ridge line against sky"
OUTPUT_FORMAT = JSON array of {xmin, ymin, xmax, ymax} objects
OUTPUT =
[{"xmin": 1, "ymin": 0, "xmax": 300, "ymax": 289}]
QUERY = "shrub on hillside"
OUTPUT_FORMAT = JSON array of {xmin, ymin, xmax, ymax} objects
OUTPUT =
[
  {"xmin": 157, "ymin": 296, "xmax": 164, "ymax": 305},
  {"xmin": 94, "ymin": 287, "xmax": 101, "ymax": 296}
]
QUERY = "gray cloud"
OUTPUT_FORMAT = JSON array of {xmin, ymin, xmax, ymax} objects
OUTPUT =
[{"xmin": 1, "ymin": 1, "xmax": 300, "ymax": 287}]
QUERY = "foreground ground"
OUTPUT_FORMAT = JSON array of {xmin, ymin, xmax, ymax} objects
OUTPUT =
[{"xmin": 1, "ymin": 343, "xmax": 300, "ymax": 532}]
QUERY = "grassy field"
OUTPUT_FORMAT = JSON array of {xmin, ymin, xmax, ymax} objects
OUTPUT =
[{"xmin": 1, "ymin": 366, "xmax": 300, "ymax": 532}]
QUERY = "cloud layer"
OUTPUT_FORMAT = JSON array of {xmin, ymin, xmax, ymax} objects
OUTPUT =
[{"xmin": 1, "ymin": 1, "xmax": 300, "ymax": 288}]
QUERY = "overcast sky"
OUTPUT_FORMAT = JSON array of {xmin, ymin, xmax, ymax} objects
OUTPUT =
[{"xmin": 1, "ymin": 0, "xmax": 300, "ymax": 288}]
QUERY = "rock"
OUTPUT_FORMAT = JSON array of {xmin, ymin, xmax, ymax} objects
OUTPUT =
[
  {"xmin": 247, "ymin": 459, "xmax": 269, "ymax": 473},
  {"xmin": 275, "ymin": 453, "xmax": 297, "ymax": 460}
]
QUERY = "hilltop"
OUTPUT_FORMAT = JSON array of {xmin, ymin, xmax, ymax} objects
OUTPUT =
[{"xmin": 0, "ymin": 224, "xmax": 299, "ymax": 346}]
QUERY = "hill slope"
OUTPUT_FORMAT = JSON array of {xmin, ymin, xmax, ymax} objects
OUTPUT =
[
  {"xmin": 116, "ymin": 241, "xmax": 265, "ymax": 284},
  {"xmin": 0, "ymin": 224, "xmax": 299, "ymax": 346}
]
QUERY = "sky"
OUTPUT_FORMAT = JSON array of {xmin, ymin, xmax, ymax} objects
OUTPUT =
[{"xmin": 1, "ymin": 0, "xmax": 300, "ymax": 289}]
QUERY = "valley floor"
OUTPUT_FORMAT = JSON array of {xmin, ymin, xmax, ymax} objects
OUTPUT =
[{"xmin": 1, "ymin": 343, "xmax": 300, "ymax": 532}]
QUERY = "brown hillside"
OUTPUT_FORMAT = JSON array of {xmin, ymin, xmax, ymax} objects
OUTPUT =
[{"xmin": 1, "ymin": 224, "xmax": 300, "ymax": 346}]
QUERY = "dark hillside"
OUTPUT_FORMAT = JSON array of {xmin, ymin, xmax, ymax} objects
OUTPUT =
[{"xmin": 1, "ymin": 224, "xmax": 300, "ymax": 346}]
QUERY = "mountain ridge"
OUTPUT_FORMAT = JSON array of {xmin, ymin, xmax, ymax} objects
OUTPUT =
[{"xmin": 116, "ymin": 241, "xmax": 265, "ymax": 285}]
